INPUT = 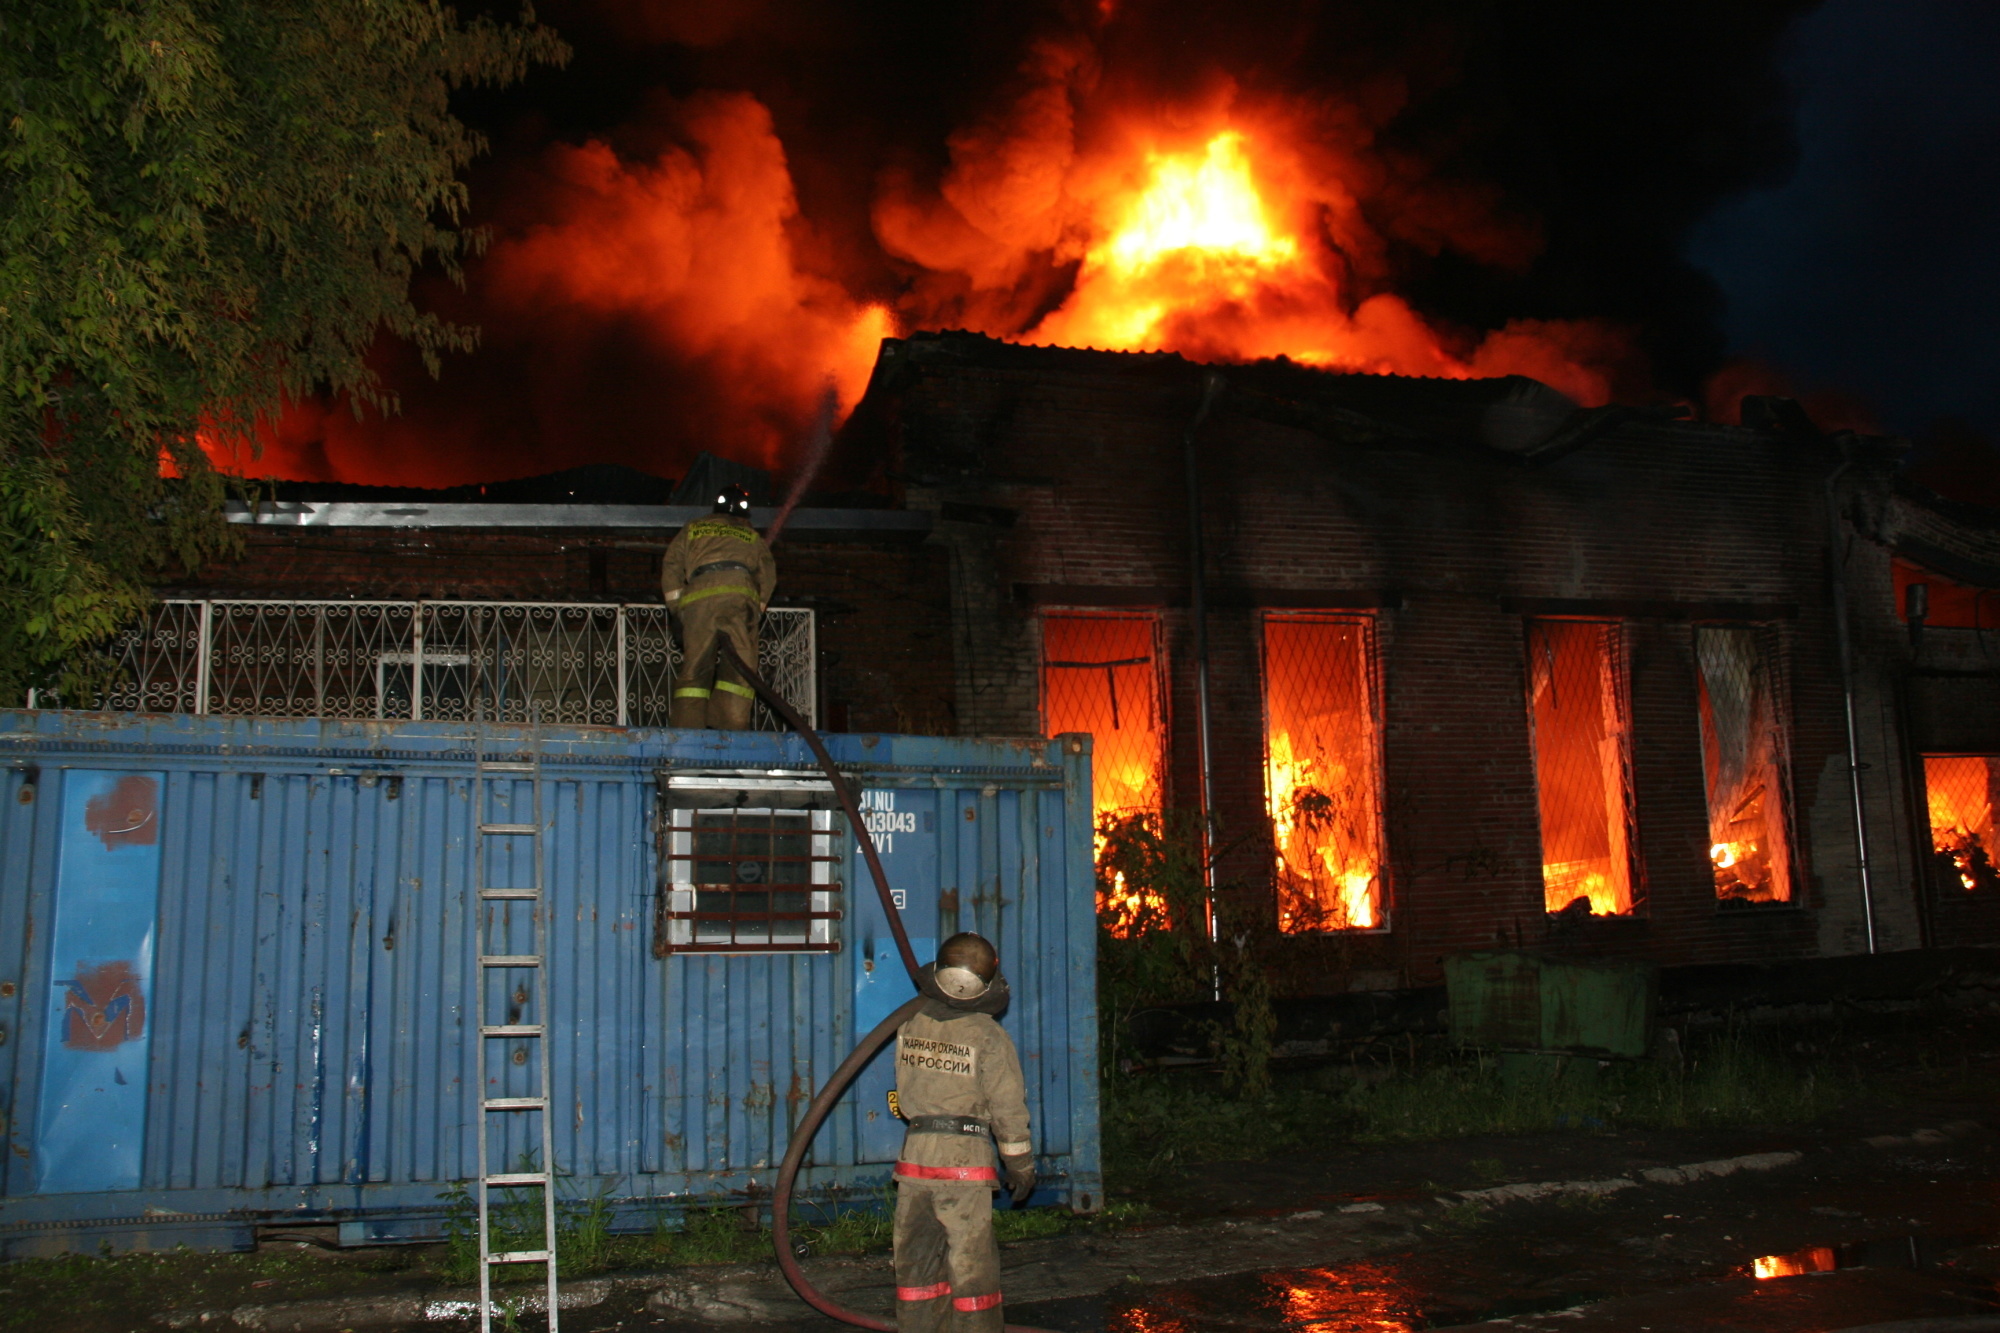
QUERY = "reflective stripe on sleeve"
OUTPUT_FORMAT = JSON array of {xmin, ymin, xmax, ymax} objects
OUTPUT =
[
  {"xmin": 897, "ymin": 1282, "xmax": 952, "ymax": 1302},
  {"xmin": 953, "ymin": 1293, "xmax": 1003, "ymax": 1312},
  {"xmin": 997, "ymin": 1141, "xmax": 1032, "ymax": 1156},
  {"xmin": 713, "ymin": 679, "xmax": 756, "ymax": 699},
  {"xmin": 893, "ymin": 1163, "xmax": 999, "ymax": 1182}
]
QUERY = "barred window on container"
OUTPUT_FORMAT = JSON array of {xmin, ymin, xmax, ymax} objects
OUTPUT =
[
  {"xmin": 654, "ymin": 808, "xmax": 843, "ymax": 953},
  {"xmin": 1040, "ymin": 612, "xmax": 1166, "ymax": 934},
  {"xmin": 1695, "ymin": 625, "xmax": 1796, "ymax": 906},
  {"xmin": 1261, "ymin": 613, "xmax": 1387, "ymax": 933},
  {"xmin": 1526, "ymin": 619, "xmax": 1639, "ymax": 916},
  {"xmin": 1923, "ymin": 755, "xmax": 2000, "ymax": 893}
]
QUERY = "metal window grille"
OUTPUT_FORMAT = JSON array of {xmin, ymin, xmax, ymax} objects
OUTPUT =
[
  {"xmin": 655, "ymin": 808, "xmax": 843, "ymax": 952},
  {"xmin": 1039, "ymin": 613, "xmax": 1166, "ymax": 818},
  {"xmin": 1923, "ymin": 755, "xmax": 2000, "ymax": 893},
  {"xmin": 1695, "ymin": 625, "xmax": 1796, "ymax": 905},
  {"xmin": 1261, "ymin": 613, "xmax": 1387, "ymax": 933},
  {"xmin": 1041, "ymin": 612, "xmax": 1168, "ymax": 937},
  {"xmin": 1526, "ymin": 619, "xmax": 1639, "ymax": 916},
  {"xmin": 76, "ymin": 600, "xmax": 814, "ymax": 729}
]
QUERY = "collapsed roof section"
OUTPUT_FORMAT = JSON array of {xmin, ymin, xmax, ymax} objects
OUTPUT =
[{"xmin": 859, "ymin": 330, "xmax": 1697, "ymax": 463}]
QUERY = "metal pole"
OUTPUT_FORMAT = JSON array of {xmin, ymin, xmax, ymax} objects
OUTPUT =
[
  {"xmin": 194, "ymin": 600, "xmax": 213, "ymax": 716},
  {"xmin": 1183, "ymin": 373, "xmax": 1226, "ymax": 983},
  {"xmin": 615, "ymin": 606, "xmax": 629, "ymax": 727},
  {"xmin": 413, "ymin": 602, "xmax": 426, "ymax": 722},
  {"xmin": 1824, "ymin": 459, "xmax": 1879, "ymax": 953}
]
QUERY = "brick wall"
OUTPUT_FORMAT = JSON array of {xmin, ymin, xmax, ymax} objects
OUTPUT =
[
  {"xmin": 166, "ymin": 526, "xmax": 956, "ymax": 737},
  {"xmin": 884, "ymin": 340, "xmax": 1919, "ymax": 985}
]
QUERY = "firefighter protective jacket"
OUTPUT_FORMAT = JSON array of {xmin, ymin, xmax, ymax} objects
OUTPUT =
[
  {"xmin": 660, "ymin": 513, "xmax": 777, "ymax": 608},
  {"xmin": 894, "ymin": 966, "xmax": 1032, "ymax": 1183}
]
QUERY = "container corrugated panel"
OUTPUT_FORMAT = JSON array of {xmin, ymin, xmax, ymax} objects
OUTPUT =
[{"xmin": 0, "ymin": 712, "xmax": 1099, "ymax": 1256}]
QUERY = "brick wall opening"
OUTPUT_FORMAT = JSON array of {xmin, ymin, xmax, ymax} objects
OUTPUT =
[
  {"xmin": 1040, "ymin": 612, "xmax": 1166, "ymax": 932},
  {"xmin": 1527, "ymin": 619, "xmax": 1638, "ymax": 916},
  {"xmin": 1261, "ymin": 612, "xmax": 1386, "ymax": 932},
  {"xmin": 1924, "ymin": 755, "xmax": 2000, "ymax": 893},
  {"xmin": 1695, "ymin": 625, "xmax": 1796, "ymax": 905}
]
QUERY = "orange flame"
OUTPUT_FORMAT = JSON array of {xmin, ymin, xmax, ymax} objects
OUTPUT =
[
  {"xmin": 250, "ymin": 60, "xmax": 1640, "ymax": 494},
  {"xmin": 1264, "ymin": 617, "xmax": 1384, "ymax": 932},
  {"xmin": 1752, "ymin": 1246, "xmax": 1836, "ymax": 1279},
  {"xmin": 1529, "ymin": 621, "xmax": 1634, "ymax": 916},
  {"xmin": 1040, "ymin": 615, "xmax": 1168, "ymax": 935},
  {"xmin": 1926, "ymin": 755, "xmax": 1997, "ymax": 891}
]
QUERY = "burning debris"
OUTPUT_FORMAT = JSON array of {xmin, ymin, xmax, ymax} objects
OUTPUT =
[
  {"xmin": 1696, "ymin": 626, "xmax": 1795, "ymax": 905},
  {"xmin": 1527, "ymin": 620, "xmax": 1636, "ymax": 917},
  {"xmin": 1263, "ymin": 615, "xmax": 1384, "ymax": 933},
  {"xmin": 1925, "ymin": 756, "xmax": 2000, "ymax": 893},
  {"xmin": 1040, "ymin": 613, "xmax": 1168, "ymax": 934}
]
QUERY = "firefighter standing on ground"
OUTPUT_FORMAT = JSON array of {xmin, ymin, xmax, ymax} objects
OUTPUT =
[
  {"xmin": 660, "ymin": 483, "xmax": 776, "ymax": 730},
  {"xmin": 892, "ymin": 932, "xmax": 1035, "ymax": 1333}
]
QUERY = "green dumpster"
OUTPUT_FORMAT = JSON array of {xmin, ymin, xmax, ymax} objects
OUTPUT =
[{"xmin": 1443, "ymin": 951, "xmax": 1658, "ymax": 1058}]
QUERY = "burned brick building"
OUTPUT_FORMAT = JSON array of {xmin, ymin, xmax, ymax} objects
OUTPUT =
[
  {"xmin": 130, "ymin": 331, "xmax": 2000, "ymax": 988},
  {"xmin": 856, "ymin": 332, "xmax": 2000, "ymax": 985}
]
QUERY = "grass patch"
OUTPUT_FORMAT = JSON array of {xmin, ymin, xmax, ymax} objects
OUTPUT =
[
  {"xmin": 0, "ymin": 1245, "xmax": 423, "ymax": 1332},
  {"xmin": 1106, "ymin": 1023, "xmax": 1852, "ymax": 1177}
]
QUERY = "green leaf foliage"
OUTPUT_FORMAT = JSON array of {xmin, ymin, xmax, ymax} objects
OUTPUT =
[{"xmin": 0, "ymin": 1, "xmax": 566, "ymax": 701}]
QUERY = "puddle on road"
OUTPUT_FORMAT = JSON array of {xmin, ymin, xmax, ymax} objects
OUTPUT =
[
  {"xmin": 1751, "ymin": 1233, "xmax": 1996, "ymax": 1281},
  {"xmin": 1017, "ymin": 1232, "xmax": 2000, "ymax": 1332},
  {"xmin": 1014, "ymin": 1262, "xmax": 1597, "ymax": 1332}
]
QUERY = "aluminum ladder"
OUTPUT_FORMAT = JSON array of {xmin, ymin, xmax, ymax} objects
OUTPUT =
[{"xmin": 472, "ymin": 720, "xmax": 561, "ymax": 1331}]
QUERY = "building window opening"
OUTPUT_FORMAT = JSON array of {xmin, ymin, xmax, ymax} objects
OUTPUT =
[
  {"xmin": 1041, "ymin": 613, "xmax": 1166, "ymax": 934},
  {"xmin": 655, "ymin": 808, "xmax": 842, "ymax": 952},
  {"xmin": 1923, "ymin": 755, "xmax": 2000, "ymax": 892},
  {"xmin": 1526, "ymin": 619, "xmax": 1637, "ymax": 916},
  {"xmin": 1262, "ymin": 613, "xmax": 1386, "ymax": 932},
  {"xmin": 1695, "ymin": 625, "xmax": 1795, "ymax": 905}
]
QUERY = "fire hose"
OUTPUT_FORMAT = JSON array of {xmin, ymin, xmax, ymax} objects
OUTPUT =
[{"xmin": 718, "ymin": 641, "xmax": 1057, "ymax": 1333}]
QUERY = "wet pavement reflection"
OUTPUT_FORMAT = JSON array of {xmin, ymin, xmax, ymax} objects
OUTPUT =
[{"xmin": 1014, "ymin": 1227, "xmax": 2000, "ymax": 1333}]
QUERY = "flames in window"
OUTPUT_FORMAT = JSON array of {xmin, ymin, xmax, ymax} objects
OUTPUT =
[
  {"xmin": 1696, "ymin": 626, "xmax": 1794, "ymax": 904},
  {"xmin": 1263, "ymin": 615, "xmax": 1385, "ymax": 932},
  {"xmin": 1924, "ymin": 755, "xmax": 1999, "ymax": 892},
  {"xmin": 1041, "ymin": 613, "xmax": 1166, "ymax": 933},
  {"xmin": 1752, "ymin": 1246, "xmax": 1836, "ymax": 1279},
  {"xmin": 1527, "ymin": 620, "xmax": 1636, "ymax": 916}
]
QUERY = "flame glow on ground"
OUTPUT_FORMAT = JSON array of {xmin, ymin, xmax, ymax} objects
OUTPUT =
[{"xmin": 1925, "ymin": 755, "xmax": 1999, "ymax": 891}]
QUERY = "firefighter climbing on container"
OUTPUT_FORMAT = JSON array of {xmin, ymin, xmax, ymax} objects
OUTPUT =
[
  {"xmin": 892, "ymin": 932, "xmax": 1035, "ymax": 1333},
  {"xmin": 661, "ymin": 483, "xmax": 776, "ymax": 730}
]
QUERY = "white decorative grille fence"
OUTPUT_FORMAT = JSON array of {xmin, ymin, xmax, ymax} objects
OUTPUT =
[{"xmin": 72, "ymin": 600, "xmax": 814, "ymax": 729}]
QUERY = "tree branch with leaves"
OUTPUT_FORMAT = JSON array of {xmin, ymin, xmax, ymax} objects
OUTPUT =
[{"xmin": 0, "ymin": 1, "xmax": 566, "ymax": 700}]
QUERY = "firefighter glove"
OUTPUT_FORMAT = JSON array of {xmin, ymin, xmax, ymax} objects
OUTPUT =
[{"xmin": 1001, "ymin": 1153, "xmax": 1035, "ymax": 1205}]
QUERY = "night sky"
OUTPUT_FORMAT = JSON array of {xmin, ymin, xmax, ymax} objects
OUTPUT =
[
  {"xmin": 264, "ymin": 0, "xmax": 1999, "ymax": 504},
  {"xmin": 1689, "ymin": 0, "xmax": 2000, "ymax": 501}
]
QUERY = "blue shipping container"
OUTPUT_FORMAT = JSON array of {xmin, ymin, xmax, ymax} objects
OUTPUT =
[{"xmin": 0, "ymin": 711, "xmax": 1100, "ymax": 1256}]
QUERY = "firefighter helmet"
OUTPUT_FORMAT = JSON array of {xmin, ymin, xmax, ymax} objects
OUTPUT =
[
  {"xmin": 714, "ymin": 483, "xmax": 752, "ymax": 516},
  {"xmin": 934, "ymin": 932, "xmax": 999, "ymax": 1000}
]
